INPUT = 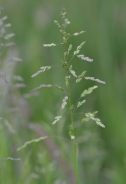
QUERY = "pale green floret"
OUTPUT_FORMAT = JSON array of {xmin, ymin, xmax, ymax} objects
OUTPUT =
[
  {"xmin": 76, "ymin": 78, "xmax": 82, "ymax": 83},
  {"xmin": 85, "ymin": 77, "xmax": 106, "ymax": 84},
  {"xmin": 82, "ymin": 112, "xmax": 105, "ymax": 128},
  {"xmin": 74, "ymin": 50, "xmax": 80, "ymax": 55},
  {"xmin": 61, "ymin": 96, "xmax": 68, "ymax": 109},
  {"xmin": 77, "ymin": 100, "xmax": 86, "ymax": 108},
  {"xmin": 76, "ymin": 71, "xmax": 86, "ymax": 83},
  {"xmin": 73, "ymin": 30, "xmax": 86, "ymax": 36},
  {"xmin": 73, "ymin": 41, "xmax": 86, "ymax": 55},
  {"xmin": 64, "ymin": 18, "xmax": 70, "ymax": 25},
  {"xmin": 52, "ymin": 116, "xmax": 62, "ymax": 125},
  {"xmin": 77, "ymin": 55, "xmax": 93, "ymax": 62},
  {"xmin": 43, "ymin": 43, "xmax": 56, "ymax": 47},
  {"xmin": 79, "ymin": 71, "xmax": 87, "ymax": 78},
  {"xmin": 31, "ymin": 66, "xmax": 52, "ymax": 78},
  {"xmin": 69, "ymin": 65, "xmax": 77, "ymax": 78},
  {"xmin": 40, "ymin": 66, "xmax": 51, "ymax": 70},
  {"xmin": 68, "ymin": 44, "xmax": 72, "ymax": 52},
  {"xmin": 81, "ymin": 86, "xmax": 98, "ymax": 97}
]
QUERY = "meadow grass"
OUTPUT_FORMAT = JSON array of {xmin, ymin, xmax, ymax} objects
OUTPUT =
[{"xmin": 27, "ymin": 8, "xmax": 105, "ymax": 184}]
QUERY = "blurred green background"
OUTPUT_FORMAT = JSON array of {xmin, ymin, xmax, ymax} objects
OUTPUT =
[{"xmin": 0, "ymin": 0, "xmax": 126, "ymax": 184}]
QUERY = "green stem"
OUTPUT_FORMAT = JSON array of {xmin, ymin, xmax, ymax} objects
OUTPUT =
[
  {"xmin": 67, "ymin": 73, "xmax": 79, "ymax": 184},
  {"xmin": 73, "ymin": 140, "xmax": 79, "ymax": 184}
]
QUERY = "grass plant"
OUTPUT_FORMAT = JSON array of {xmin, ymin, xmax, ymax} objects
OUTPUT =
[{"xmin": 19, "ymin": 8, "xmax": 105, "ymax": 183}]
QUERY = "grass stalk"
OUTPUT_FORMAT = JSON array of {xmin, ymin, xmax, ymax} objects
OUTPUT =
[
  {"xmin": 67, "ymin": 72, "xmax": 79, "ymax": 184},
  {"xmin": 30, "ymin": 7, "xmax": 105, "ymax": 184}
]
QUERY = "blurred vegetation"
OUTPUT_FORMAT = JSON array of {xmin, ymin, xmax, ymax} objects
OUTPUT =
[{"xmin": 0, "ymin": 0, "xmax": 126, "ymax": 184}]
